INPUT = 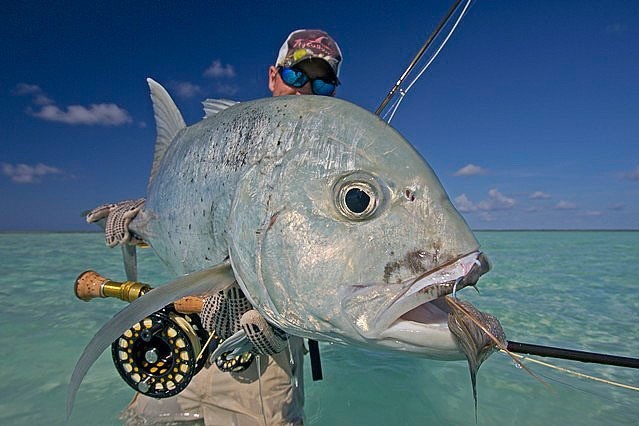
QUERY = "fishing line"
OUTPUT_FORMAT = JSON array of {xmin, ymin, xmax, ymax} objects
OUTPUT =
[
  {"xmin": 452, "ymin": 276, "xmax": 462, "ymax": 298},
  {"xmin": 446, "ymin": 297, "xmax": 547, "ymax": 387},
  {"xmin": 453, "ymin": 297, "xmax": 638, "ymax": 392},
  {"xmin": 524, "ymin": 367, "xmax": 637, "ymax": 411},
  {"xmin": 502, "ymin": 350, "xmax": 639, "ymax": 392},
  {"xmin": 286, "ymin": 339, "xmax": 303, "ymax": 388},
  {"xmin": 287, "ymin": 339, "xmax": 294, "ymax": 366},
  {"xmin": 381, "ymin": 94, "xmax": 403, "ymax": 122},
  {"xmin": 502, "ymin": 356, "xmax": 639, "ymax": 413},
  {"xmin": 257, "ymin": 355, "xmax": 268, "ymax": 426},
  {"xmin": 385, "ymin": 0, "xmax": 474, "ymax": 123},
  {"xmin": 382, "ymin": 94, "xmax": 404, "ymax": 122},
  {"xmin": 197, "ymin": 331, "xmax": 217, "ymax": 363},
  {"xmin": 403, "ymin": 0, "xmax": 473, "ymax": 94},
  {"xmin": 376, "ymin": 0, "xmax": 463, "ymax": 116},
  {"xmin": 377, "ymin": 0, "xmax": 474, "ymax": 122}
]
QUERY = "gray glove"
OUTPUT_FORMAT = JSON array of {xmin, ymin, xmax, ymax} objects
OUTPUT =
[
  {"xmin": 200, "ymin": 284, "xmax": 288, "ymax": 358},
  {"xmin": 86, "ymin": 198, "xmax": 146, "ymax": 247}
]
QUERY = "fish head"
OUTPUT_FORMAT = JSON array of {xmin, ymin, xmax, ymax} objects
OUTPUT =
[{"xmin": 228, "ymin": 96, "xmax": 489, "ymax": 359}]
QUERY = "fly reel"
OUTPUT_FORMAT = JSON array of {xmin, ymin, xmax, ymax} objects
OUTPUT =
[{"xmin": 111, "ymin": 305, "xmax": 209, "ymax": 398}]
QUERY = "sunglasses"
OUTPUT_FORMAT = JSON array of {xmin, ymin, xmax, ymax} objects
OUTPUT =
[{"xmin": 278, "ymin": 67, "xmax": 337, "ymax": 96}]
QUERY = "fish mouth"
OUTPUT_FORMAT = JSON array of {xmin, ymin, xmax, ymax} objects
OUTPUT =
[
  {"xmin": 373, "ymin": 251, "xmax": 490, "ymax": 356},
  {"xmin": 380, "ymin": 251, "xmax": 489, "ymax": 325}
]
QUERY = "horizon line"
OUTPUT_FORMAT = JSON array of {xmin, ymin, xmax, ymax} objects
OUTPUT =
[{"xmin": 1, "ymin": 228, "xmax": 638, "ymax": 234}]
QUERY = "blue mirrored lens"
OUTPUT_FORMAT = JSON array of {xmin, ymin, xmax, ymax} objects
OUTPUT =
[
  {"xmin": 311, "ymin": 79, "xmax": 336, "ymax": 96},
  {"xmin": 280, "ymin": 68, "xmax": 308, "ymax": 88},
  {"xmin": 280, "ymin": 67, "xmax": 336, "ymax": 96}
]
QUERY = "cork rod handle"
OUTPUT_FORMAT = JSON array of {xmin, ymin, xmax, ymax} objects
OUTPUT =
[{"xmin": 74, "ymin": 270, "xmax": 203, "ymax": 313}]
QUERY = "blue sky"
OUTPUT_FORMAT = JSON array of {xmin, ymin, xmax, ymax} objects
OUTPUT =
[{"xmin": 2, "ymin": 1, "xmax": 637, "ymax": 230}]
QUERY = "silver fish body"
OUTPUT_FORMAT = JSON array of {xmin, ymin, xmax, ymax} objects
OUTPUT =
[{"xmin": 133, "ymin": 94, "xmax": 486, "ymax": 360}]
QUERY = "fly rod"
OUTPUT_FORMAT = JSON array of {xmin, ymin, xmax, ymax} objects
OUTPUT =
[
  {"xmin": 506, "ymin": 340, "xmax": 639, "ymax": 369},
  {"xmin": 375, "ymin": 0, "xmax": 463, "ymax": 116},
  {"xmin": 75, "ymin": 271, "xmax": 639, "ymax": 370}
]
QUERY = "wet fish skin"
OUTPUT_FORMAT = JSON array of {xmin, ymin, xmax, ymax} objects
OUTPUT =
[
  {"xmin": 69, "ymin": 82, "xmax": 501, "ymax": 418},
  {"xmin": 131, "ymin": 91, "xmax": 486, "ymax": 356}
]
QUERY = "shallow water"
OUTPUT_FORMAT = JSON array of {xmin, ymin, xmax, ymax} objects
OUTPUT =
[{"xmin": 0, "ymin": 231, "xmax": 637, "ymax": 425}]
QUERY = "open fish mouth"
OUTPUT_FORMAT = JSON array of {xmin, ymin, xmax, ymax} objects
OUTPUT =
[
  {"xmin": 370, "ymin": 251, "xmax": 490, "ymax": 357},
  {"xmin": 403, "ymin": 251, "xmax": 489, "ymax": 303},
  {"xmin": 380, "ymin": 251, "xmax": 489, "ymax": 326}
]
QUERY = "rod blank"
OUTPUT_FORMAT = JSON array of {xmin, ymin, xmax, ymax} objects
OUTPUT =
[{"xmin": 506, "ymin": 340, "xmax": 639, "ymax": 369}]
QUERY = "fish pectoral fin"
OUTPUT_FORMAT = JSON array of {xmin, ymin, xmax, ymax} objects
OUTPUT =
[
  {"xmin": 67, "ymin": 261, "xmax": 235, "ymax": 419},
  {"xmin": 121, "ymin": 244, "xmax": 137, "ymax": 281}
]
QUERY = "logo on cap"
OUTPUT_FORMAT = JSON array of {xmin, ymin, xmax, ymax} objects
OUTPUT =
[{"xmin": 277, "ymin": 29, "xmax": 342, "ymax": 78}]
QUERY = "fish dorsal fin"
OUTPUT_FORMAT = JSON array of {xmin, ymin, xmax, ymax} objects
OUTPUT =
[
  {"xmin": 202, "ymin": 98, "xmax": 239, "ymax": 119},
  {"xmin": 146, "ymin": 78, "xmax": 186, "ymax": 191}
]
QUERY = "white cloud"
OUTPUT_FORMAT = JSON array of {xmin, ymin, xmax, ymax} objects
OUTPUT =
[
  {"xmin": 31, "ymin": 103, "xmax": 132, "ymax": 126},
  {"xmin": 608, "ymin": 203, "xmax": 625, "ymax": 211},
  {"xmin": 605, "ymin": 23, "xmax": 628, "ymax": 34},
  {"xmin": 13, "ymin": 83, "xmax": 53, "ymax": 105},
  {"xmin": 173, "ymin": 81, "xmax": 201, "ymax": 98},
  {"xmin": 454, "ymin": 189, "xmax": 515, "ymax": 213},
  {"xmin": 14, "ymin": 83, "xmax": 132, "ymax": 126},
  {"xmin": 33, "ymin": 94, "xmax": 54, "ymax": 105},
  {"xmin": 530, "ymin": 191, "xmax": 551, "ymax": 199},
  {"xmin": 453, "ymin": 164, "xmax": 487, "ymax": 176},
  {"xmin": 579, "ymin": 210, "xmax": 603, "ymax": 217},
  {"xmin": 524, "ymin": 206, "xmax": 542, "ymax": 212},
  {"xmin": 479, "ymin": 212, "xmax": 495, "ymax": 222},
  {"xmin": 13, "ymin": 83, "xmax": 42, "ymax": 95},
  {"xmin": 554, "ymin": 200, "xmax": 577, "ymax": 210},
  {"xmin": 1, "ymin": 162, "xmax": 63, "ymax": 184},
  {"xmin": 214, "ymin": 83, "xmax": 239, "ymax": 96},
  {"xmin": 622, "ymin": 165, "xmax": 639, "ymax": 181},
  {"xmin": 454, "ymin": 194, "xmax": 477, "ymax": 212},
  {"xmin": 204, "ymin": 60, "xmax": 236, "ymax": 78},
  {"xmin": 477, "ymin": 189, "xmax": 515, "ymax": 211}
]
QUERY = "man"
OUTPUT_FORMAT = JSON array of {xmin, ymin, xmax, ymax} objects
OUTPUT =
[
  {"xmin": 269, "ymin": 29, "xmax": 342, "ymax": 97},
  {"xmin": 122, "ymin": 29, "xmax": 342, "ymax": 425}
]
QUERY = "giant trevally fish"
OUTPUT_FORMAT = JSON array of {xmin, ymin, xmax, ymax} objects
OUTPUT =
[{"xmin": 68, "ymin": 79, "xmax": 503, "ymax": 415}]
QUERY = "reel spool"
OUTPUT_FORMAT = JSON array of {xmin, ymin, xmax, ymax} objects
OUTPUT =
[{"xmin": 111, "ymin": 305, "xmax": 209, "ymax": 398}]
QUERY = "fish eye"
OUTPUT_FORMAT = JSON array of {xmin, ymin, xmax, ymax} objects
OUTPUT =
[
  {"xmin": 345, "ymin": 187, "xmax": 370, "ymax": 214},
  {"xmin": 334, "ymin": 174, "xmax": 382, "ymax": 221}
]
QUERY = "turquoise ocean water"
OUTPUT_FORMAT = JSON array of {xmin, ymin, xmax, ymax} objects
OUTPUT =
[{"xmin": 0, "ymin": 231, "xmax": 637, "ymax": 425}]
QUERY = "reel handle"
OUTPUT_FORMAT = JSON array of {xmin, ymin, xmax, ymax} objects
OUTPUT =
[{"xmin": 74, "ymin": 270, "xmax": 204, "ymax": 313}]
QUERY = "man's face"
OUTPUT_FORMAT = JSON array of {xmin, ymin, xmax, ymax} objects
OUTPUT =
[{"xmin": 269, "ymin": 59, "xmax": 336, "ymax": 97}]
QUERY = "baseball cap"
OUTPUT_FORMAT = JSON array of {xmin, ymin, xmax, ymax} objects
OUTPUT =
[{"xmin": 276, "ymin": 29, "xmax": 342, "ymax": 80}]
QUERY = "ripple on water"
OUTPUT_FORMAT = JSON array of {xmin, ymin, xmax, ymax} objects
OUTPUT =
[{"xmin": 1, "ymin": 231, "xmax": 637, "ymax": 425}]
